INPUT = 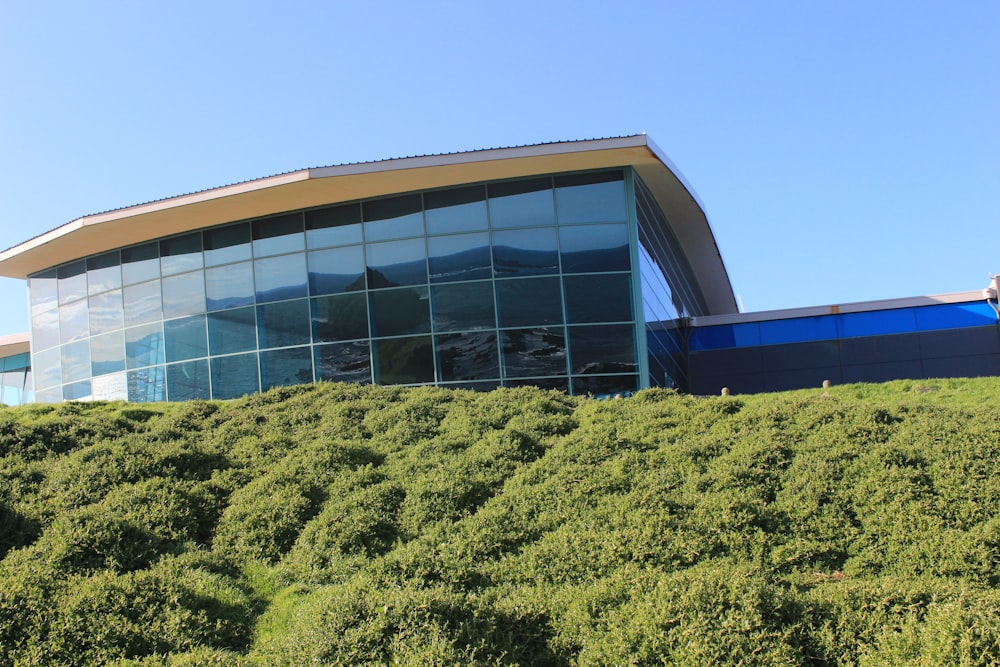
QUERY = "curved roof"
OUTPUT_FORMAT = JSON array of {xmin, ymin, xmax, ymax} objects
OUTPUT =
[{"xmin": 0, "ymin": 135, "xmax": 737, "ymax": 314}]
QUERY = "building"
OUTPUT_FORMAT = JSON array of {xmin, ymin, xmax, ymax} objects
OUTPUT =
[{"xmin": 0, "ymin": 135, "xmax": 997, "ymax": 404}]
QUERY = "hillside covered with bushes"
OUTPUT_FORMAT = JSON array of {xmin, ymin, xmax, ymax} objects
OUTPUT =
[{"xmin": 2, "ymin": 379, "xmax": 1000, "ymax": 665}]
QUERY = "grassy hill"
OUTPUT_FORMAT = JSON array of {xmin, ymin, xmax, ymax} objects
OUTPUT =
[{"xmin": 2, "ymin": 378, "xmax": 1000, "ymax": 665}]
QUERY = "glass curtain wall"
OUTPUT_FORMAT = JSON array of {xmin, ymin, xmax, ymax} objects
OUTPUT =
[
  {"xmin": 0, "ymin": 352, "xmax": 32, "ymax": 405},
  {"xmin": 28, "ymin": 170, "xmax": 642, "ymax": 402}
]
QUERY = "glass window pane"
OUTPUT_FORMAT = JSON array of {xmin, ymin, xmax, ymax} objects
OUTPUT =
[
  {"xmin": 436, "ymin": 332, "xmax": 500, "ymax": 382},
  {"xmin": 257, "ymin": 300, "xmax": 311, "ymax": 349},
  {"xmin": 92, "ymin": 372, "xmax": 128, "ymax": 401},
  {"xmin": 57, "ymin": 261, "xmax": 88, "ymax": 305},
  {"xmin": 254, "ymin": 253, "xmax": 307, "ymax": 302},
  {"xmin": 369, "ymin": 286, "xmax": 430, "ymax": 337},
  {"xmin": 208, "ymin": 307, "xmax": 257, "ymax": 355},
  {"xmin": 487, "ymin": 178, "xmax": 554, "ymax": 228},
  {"xmin": 87, "ymin": 251, "xmax": 122, "ymax": 295},
  {"xmin": 759, "ymin": 315, "xmax": 838, "ymax": 345},
  {"xmin": 260, "ymin": 347, "xmax": 313, "ymax": 390},
  {"xmin": 431, "ymin": 282, "xmax": 496, "ymax": 332},
  {"xmin": 496, "ymin": 277, "xmax": 563, "ymax": 328},
  {"xmin": 204, "ymin": 223, "xmax": 251, "ymax": 266},
  {"xmin": 312, "ymin": 293, "xmax": 369, "ymax": 342},
  {"xmin": 564, "ymin": 274, "xmax": 633, "ymax": 324},
  {"xmin": 126, "ymin": 322, "xmax": 164, "ymax": 369},
  {"xmin": 425, "ymin": 185, "xmax": 488, "ymax": 235},
  {"xmin": 363, "ymin": 194, "xmax": 423, "ymax": 241},
  {"xmin": 501, "ymin": 327, "xmax": 567, "ymax": 378},
  {"xmin": 568, "ymin": 324, "xmax": 636, "ymax": 375},
  {"xmin": 32, "ymin": 306, "xmax": 60, "ymax": 352},
  {"xmin": 160, "ymin": 232, "xmax": 203, "ymax": 276},
  {"xmin": 89, "ymin": 289, "xmax": 124, "ymax": 335},
  {"xmin": 167, "ymin": 359, "xmax": 210, "ymax": 401},
  {"xmin": 305, "ymin": 203, "xmax": 363, "ymax": 248},
  {"xmin": 572, "ymin": 375, "xmax": 638, "ymax": 396},
  {"xmin": 308, "ymin": 245, "xmax": 366, "ymax": 295},
  {"xmin": 60, "ymin": 339, "xmax": 91, "ymax": 384},
  {"xmin": 839, "ymin": 308, "xmax": 917, "ymax": 338},
  {"xmin": 128, "ymin": 366, "xmax": 165, "ymax": 402},
  {"xmin": 164, "ymin": 315, "xmax": 207, "ymax": 362},
  {"xmin": 373, "ymin": 336, "xmax": 434, "ymax": 385},
  {"xmin": 492, "ymin": 227, "xmax": 558, "ymax": 277},
  {"xmin": 206, "ymin": 261, "xmax": 255, "ymax": 311},
  {"xmin": 315, "ymin": 341, "xmax": 371, "ymax": 384},
  {"xmin": 555, "ymin": 172, "xmax": 626, "ymax": 224},
  {"xmin": 366, "ymin": 238, "xmax": 427, "ymax": 288},
  {"xmin": 29, "ymin": 269, "xmax": 58, "ymax": 317},
  {"xmin": 122, "ymin": 242, "xmax": 161, "ymax": 285},
  {"xmin": 210, "ymin": 353, "xmax": 259, "ymax": 399},
  {"xmin": 59, "ymin": 298, "xmax": 89, "ymax": 344},
  {"xmin": 252, "ymin": 213, "xmax": 305, "ymax": 257},
  {"xmin": 63, "ymin": 380, "xmax": 92, "ymax": 402},
  {"xmin": 162, "ymin": 270, "xmax": 206, "ymax": 320},
  {"xmin": 427, "ymin": 233, "xmax": 491, "ymax": 283},
  {"xmin": 559, "ymin": 223, "xmax": 630, "ymax": 273},
  {"xmin": 33, "ymin": 348, "xmax": 61, "ymax": 391},
  {"xmin": 123, "ymin": 280, "xmax": 162, "ymax": 328},
  {"xmin": 91, "ymin": 330, "xmax": 125, "ymax": 376}
]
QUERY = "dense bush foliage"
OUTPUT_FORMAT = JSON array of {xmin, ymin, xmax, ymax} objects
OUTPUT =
[{"xmin": 2, "ymin": 378, "xmax": 1000, "ymax": 665}]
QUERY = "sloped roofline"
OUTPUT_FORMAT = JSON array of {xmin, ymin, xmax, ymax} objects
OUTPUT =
[{"xmin": 0, "ymin": 135, "xmax": 737, "ymax": 313}]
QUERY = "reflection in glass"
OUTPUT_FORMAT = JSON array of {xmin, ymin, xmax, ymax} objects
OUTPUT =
[
  {"xmin": 32, "ymin": 307, "xmax": 60, "ymax": 352},
  {"xmin": 33, "ymin": 347, "xmax": 61, "ymax": 391},
  {"xmin": 425, "ymin": 185, "xmax": 488, "ymax": 234},
  {"xmin": 366, "ymin": 238, "xmax": 427, "ymax": 288},
  {"xmin": 431, "ymin": 282, "xmax": 495, "ymax": 332},
  {"xmin": 492, "ymin": 227, "xmax": 558, "ymax": 277},
  {"xmin": 363, "ymin": 194, "xmax": 423, "ymax": 241},
  {"xmin": 496, "ymin": 277, "xmax": 562, "ymax": 328},
  {"xmin": 92, "ymin": 372, "xmax": 128, "ymax": 401},
  {"xmin": 59, "ymin": 298, "xmax": 89, "ymax": 344},
  {"xmin": 204, "ymin": 223, "xmax": 251, "ymax": 266},
  {"xmin": 572, "ymin": 375, "xmax": 638, "ymax": 396},
  {"xmin": 167, "ymin": 360, "xmax": 210, "ymax": 401},
  {"xmin": 257, "ymin": 300, "xmax": 311, "ymax": 349},
  {"xmin": 206, "ymin": 261, "xmax": 255, "ymax": 311},
  {"xmin": 555, "ymin": 172, "xmax": 626, "ymax": 224},
  {"xmin": 87, "ymin": 252, "xmax": 122, "ymax": 295},
  {"xmin": 122, "ymin": 243, "xmax": 160, "ymax": 285},
  {"xmin": 501, "ymin": 327, "xmax": 567, "ymax": 378},
  {"xmin": 35, "ymin": 387, "xmax": 63, "ymax": 404},
  {"xmin": 208, "ymin": 307, "xmax": 257, "ymax": 355},
  {"xmin": 63, "ymin": 380, "xmax": 92, "ymax": 401},
  {"xmin": 559, "ymin": 223, "xmax": 630, "ymax": 273},
  {"xmin": 308, "ymin": 245, "xmax": 365, "ymax": 295},
  {"xmin": 369, "ymin": 287, "xmax": 430, "ymax": 337},
  {"xmin": 160, "ymin": 233, "xmax": 203, "ymax": 276},
  {"xmin": 126, "ymin": 323, "xmax": 164, "ymax": 369},
  {"xmin": 306, "ymin": 203, "xmax": 362, "ymax": 249},
  {"xmin": 312, "ymin": 293, "xmax": 369, "ymax": 342},
  {"xmin": 164, "ymin": 315, "xmax": 207, "ymax": 362},
  {"xmin": 210, "ymin": 353, "xmax": 259, "ymax": 399},
  {"xmin": 428, "ymin": 233, "xmax": 490, "ymax": 282},
  {"xmin": 252, "ymin": 213, "xmax": 305, "ymax": 257},
  {"xmin": 91, "ymin": 330, "xmax": 125, "ymax": 376},
  {"xmin": 436, "ymin": 332, "xmax": 499, "ymax": 381},
  {"xmin": 260, "ymin": 347, "xmax": 313, "ymax": 390},
  {"xmin": 254, "ymin": 253, "xmax": 307, "ymax": 302},
  {"xmin": 89, "ymin": 289, "xmax": 124, "ymax": 335},
  {"xmin": 564, "ymin": 274, "xmax": 632, "ymax": 324},
  {"xmin": 315, "ymin": 341, "xmax": 371, "ymax": 384},
  {"xmin": 61, "ymin": 339, "xmax": 91, "ymax": 383},
  {"xmin": 57, "ymin": 261, "xmax": 88, "ymax": 305},
  {"xmin": 29, "ymin": 269, "xmax": 58, "ymax": 317},
  {"xmin": 128, "ymin": 367, "xmax": 165, "ymax": 402},
  {"xmin": 488, "ymin": 178, "xmax": 554, "ymax": 228},
  {"xmin": 374, "ymin": 336, "xmax": 434, "ymax": 385},
  {"xmin": 162, "ymin": 271, "xmax": 206, "ymax": 319},
  {"xmin": 123, "ymin": 280, "xmax": 162, "ymax": 327},
  {"xmin": 568, "ymin": 324, "xmax": 636, "ymax": 375}
]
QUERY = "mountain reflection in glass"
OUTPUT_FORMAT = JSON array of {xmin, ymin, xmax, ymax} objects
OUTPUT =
[
  {"xmin": 374, "ymin": 336, "xmax": 434, "ymax": 384},
  {"xmin": 305, "ymin": 203, "xmax": 362, "ymax": 249},
  {"xmin": 568, "ymin": 324, "xmax": 636, "ymax": 375},
  {"xmin": 254, "ymin": 253, "xmax": 307, "ymax": 302},
  {"xmin": 501, "ymin": 327, "xmax": 567, "ymax": 378},
  {"xmin": 424, "ymin": 186, "xmax": 488, "ymax": 235},
  {"xmin": 492, "ymin": 227, "xmax": 558, "ymax": 277},
  {"xmin": 308, "ymin": 246, "xmax": 365, "ymax": 294},
  {"xmin": 496, "ymin": 277, "xmax": 562, "ymax": 328},
  {"xmin": 260, "ymin": 347, "xmax": 313, "ymax": 390},
  {"xmin": 559, "ymin": 223, "xmax": 630, "ymax": 273},
  {"xmin": 257, "ymin": 300, "xmax": 311, "ymax": 350},
  {"xmin": 363, "ymin": 194, "xmax": 423, "ymax": 242},
  {"xmin": 369, "ymin": 287, "xmax": 430, "ymax": 337},
  {"xmin": 554, "ymin": 172, "xmax": 626, "ymax": 224},
  {"xmin": 436, "ymin": 332, "xmax": 499, "ymax": 381},
  {"xmin": 206, "ymin": 262, "xmax": 254, "ymax": 311},
  {"xmin": 365, "ymin": 238, "xmax": 427, "ymax": 288},
  {"xmin": 431, "ymin": 282, "xmax": 495, "ymax": 332},
  {"xmin": 427, "ymin": 233, "xmax": 490, "ymax": 282},
  {"xmin": 487, "ymin": 178, "xmax": 554, "ymax": 228}
]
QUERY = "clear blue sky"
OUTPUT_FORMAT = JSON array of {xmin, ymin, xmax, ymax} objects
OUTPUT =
[{"xmin": 2, "ymin": 1, "xmax": 998, "ymax": 337}]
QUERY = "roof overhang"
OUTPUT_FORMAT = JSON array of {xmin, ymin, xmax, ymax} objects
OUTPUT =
[
  {"xmin": 0, "ymin": 135, "xmax": 737, "ymax": 314},
  {"xmin": 0, "ymin": 333, "xmax": 30, "ymax": 358}
]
